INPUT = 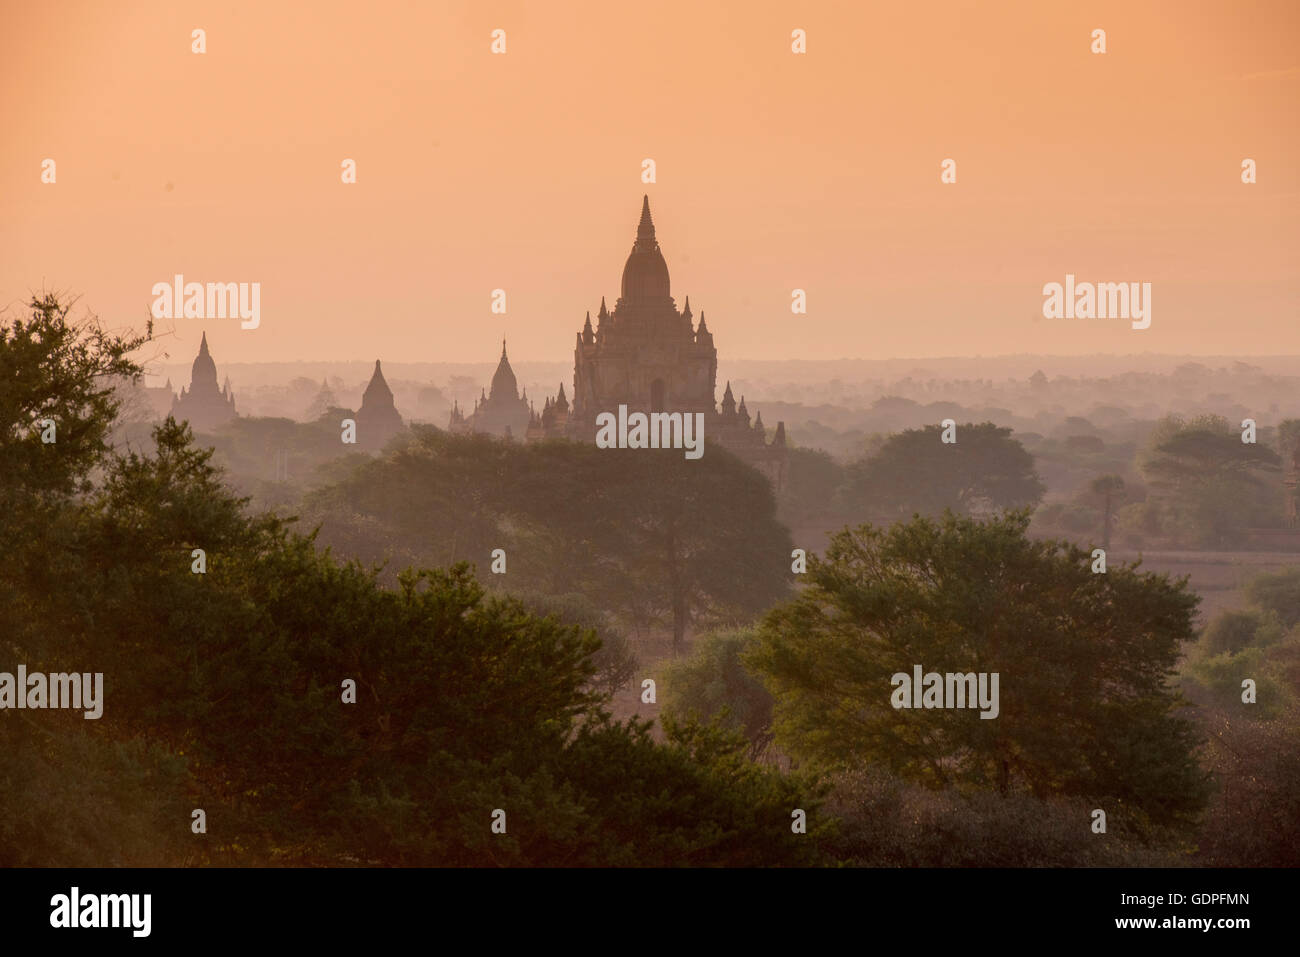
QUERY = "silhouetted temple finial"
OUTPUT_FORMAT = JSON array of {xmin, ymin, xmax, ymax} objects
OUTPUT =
[
  {"xmin": 637, "ymin": 194, "xmax": 655, "ymax": 245},
  {"xmin": 362, "ymin": 359, "xmax": 394, "ymax": 405}
]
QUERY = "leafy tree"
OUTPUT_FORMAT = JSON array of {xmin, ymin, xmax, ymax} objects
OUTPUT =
[
  {"xmin": 844, "ymin": 422, "xmax": 1044, "ymax": 522},
  {"xmin": 611, "ymin": 444, "xmax": 793, "ymax": 653},
  {"xmin": 0, "ymin": 293, "xmax": 148, "ymax": 501},
  {"xmin": 1138, "ymin": 414, "xmax": 1281, "ymax": 546},
  {"xmin": 777, "ymin": 445, "xmax": 847, "ymax": 529},
  {"xmin": 1185, "ymin": 647, "xmax": 1288, "ymax": 719},
  {"xmin": 1200, "ymin": 608, "xmax": 1283, "ymax": 656},
  {"xmin": 305, "ymin": 431, "xmax": 794, "ymax": 655},
  {"xmin": 517, "ymin": 591, "xmax": 638, "ymax": 696},
  {"xmin": 749, "ymin": 510, "xmax": 1210, "ymax": 828},
  {"xmin": 1245, "ymin": 566, "xmax": 1300, "ymax": 630},
  {"xmin": 661, "ymin": 628, "xmax": 776, "ymax": 758},
  {"xmin": 1, "ymin": 294, "xmax": 819, "ymax": 866}
]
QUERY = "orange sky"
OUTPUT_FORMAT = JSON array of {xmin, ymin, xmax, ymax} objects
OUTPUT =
[{"xmin": 2, "ymin": 0, "xmax": 1297, "ymax": 367}]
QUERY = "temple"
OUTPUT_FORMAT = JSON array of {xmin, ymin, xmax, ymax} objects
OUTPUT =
[
  {"xmin": 171, "ymin": 332, "xmax": 236, "ymax": 432},
  {"xmin": 450, "ymin": 196, "xmax": 788, "ymax": 488},
  {"xmin": 354, "ymin": 359, "xmax": 405, "ymax": 450},
  {"xmin": 448, "ymin": 341, "xmax": 531, "ymax": 440},
  {"xmin": 303, "ymin": 377, "xmax": 337, "ymax": 421}
]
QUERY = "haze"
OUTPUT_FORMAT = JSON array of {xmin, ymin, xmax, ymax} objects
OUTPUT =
[{"xmin": 2, "ymin": 0, "xmax": 1297, "ymax": 367}]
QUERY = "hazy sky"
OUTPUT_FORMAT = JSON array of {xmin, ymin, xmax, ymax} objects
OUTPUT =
[{"xmin": 3, "ymin": 0, "xmax": 1297, "ymax": 368}]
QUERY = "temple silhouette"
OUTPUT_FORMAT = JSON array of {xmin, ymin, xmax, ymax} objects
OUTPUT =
[
  {"xmin": 171, "ymin": 332, "xmax": 236, "ymax": 432},
  {"xmin": 451, "ymin": 196, "xmax": 787, "ymax": 487},
  {"xmin": 353, "ymin": 359, "xmax": 404, "ymax": 450},
  {"xmin": 448, "ymin": 341, "xmax": 532, "ymax": 440}
]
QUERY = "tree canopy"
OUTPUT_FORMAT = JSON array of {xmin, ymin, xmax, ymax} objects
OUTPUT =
[
  {"xmin": 1137, "ymin": 414, "xmax": 1281, "ymax": 546},
  {"xmin": 0, "ymin": 294, "xmax": 820, "ymax": 866},
  {"xmin": 844, "ymin": 422, "xmax": 1045, "ymax": 521},
  {"xmin": 304, "ymin": 428, "xmax": 795, "ymax": 653},
  {"xmin": 749, "ymin": 510, "xmax": 1209, "ymax": 827}
]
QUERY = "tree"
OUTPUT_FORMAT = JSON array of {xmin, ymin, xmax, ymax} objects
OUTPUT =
[
  {"xmin": 0, "ymin": 294, "xmax": 152, "ymax": 662},
  {"xmin": 1089, "ymin": 474, "xmax": 1126, "ymax": 550},
  {"xmin": 777, "ymin": 445, "xmax": 847, "ymax": 530},
  {"xmin": 1246, "ymin": 566, "xmax": 1300, "ymax": 630},
  {"xmin": 612, "ymin": 444, "xmax": 793, "ymax": 654},
  {"xmin": 517, "ymin": 591, "xmax": 639, "ymax": 696},
  {"xmin": 661, "ymin": 628, "xmax": 776, "ymax": 758},
  {"xmin": 1138, "ymin": 414, "xmax": 1281, "ymax": 546},
  {"xmin": 0, "ymin": 293, "xmax": 149, "ymax": 502},
  {"xmin": 749, "ymin": 510, "xmax": 1210, "ymax": 828},
  {"xmin": 1201, "ymin": 608, "xmax": 1282, "ymax": 656},
  {"xmin": 1194, "ymin": 707, "xmax": 1300, "ymax": 866},
  {"xmin": 305, "ymin": 431, "xmax": 795, "ymax": 655},
  {"xmin": 1, "ymin": 294, "xmax": 820, "ymax": 866},
  {"xmin": 844, "ymin": 422, "xmax": 1044, "ymax": 522}
]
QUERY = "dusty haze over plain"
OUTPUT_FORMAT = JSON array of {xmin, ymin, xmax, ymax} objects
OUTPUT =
[{"xmin": 3, "ymin": 0, "xmax": 1297, "ymax": 368}]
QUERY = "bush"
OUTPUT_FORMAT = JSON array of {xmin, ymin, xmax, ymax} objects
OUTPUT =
[
  {"xmin": 0, "ymin": 726, "xmax": 190, "ymax": 867},
  {"xmin": 661, "ymin": 628, "xmax": 775, "ymax": 759},
  {"xmin": 1201, "ymin": 608, "xmax": 1283, "ymax": 656},
  {"xmin": 1184, "ymin": 646, "xmax": 1289, "ymax": 719},
  {"xmin": 1194, "ymin": 706, "xmax": 1300, "ymax": 866},
  {"xmin": 517, "ymin": 591, "xmax": 639, "ymax": 696},
  {"xmin": 1245, "ymin": 567, "xmax": 1300, "ymax": 630},
  {"xmin": 820, "ymin": 767, "xmax": 1184, "ymax": 867}
]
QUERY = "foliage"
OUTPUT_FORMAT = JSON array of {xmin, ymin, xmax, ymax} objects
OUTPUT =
[
  {"xmin": 844, "ymin": 422, "xmax": 1044, "ymax": 521},
  {"xmin": 749, "ymin": 510, "xmax": 1210, "ymax": 828},
  {"xmin": 1194, "ymin": 705, "xmax": 1300, "ymax": 866},
  {"xmin": 303, "ymin": 429, "xmax": 794, "ymax": 653},
  {"xmin": 1245, "ymin": 566, "xmax": 1300, "ymax": 630},
  {"xmin": 0, "ymin": 294, "xmax": 816, "ymax": 866},
  {"xmin": 1137, "ymin": 414, "xmax": 1281, "ymax": 546},
  {"xmin": 661, "ymin": 628, "xmax": 776, "ymax": 758},
  {"xmin": 820, "ymin": 766, "xmax": 1185, "ymax": 867},
  {"xmin": 516, "ymin": 591, "xmax": 639, "ymax": 696},
  {"xmin": 777, "ymin": 445, "xmax": 848, "ymax": 528},
  {"xmin": 1200, "ymin": 608, "xmax": 1283, "ymax": 657}
]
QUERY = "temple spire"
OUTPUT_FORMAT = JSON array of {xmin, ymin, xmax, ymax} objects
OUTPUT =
[{"xmin": 636, "ymin": 194, "xmax": 655, "ymax": 246}]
